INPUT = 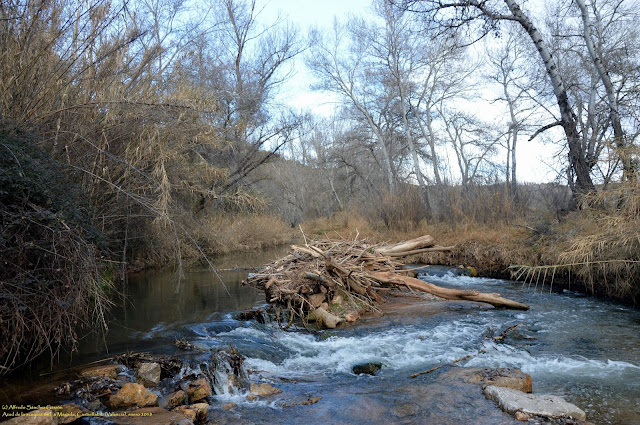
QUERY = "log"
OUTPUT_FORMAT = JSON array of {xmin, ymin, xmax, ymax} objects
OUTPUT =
[
  {"xmin": 375, "ymin": 235, "xmax": 435, "ymax": 255},
  {"xmin": 368, "ymin": 271, "xmax": 530, "ymax": 310},
  {"xmin": 380, "ymin": 245, "xmax": 454, "ymax": 257},
  {"xmin": 307, "ymin": 307, "xmax": 343, "ymax": 328}
]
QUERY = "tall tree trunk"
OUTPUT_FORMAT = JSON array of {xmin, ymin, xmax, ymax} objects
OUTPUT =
[
  {"xmin": 575, "ymin": 0, "xmax": 632, "ymax": 180},
  {"xmin": 399, "ymin": 85, "xmax": 432, "ymax": 218},
  {"xmin": 503, "ymin": 0, "xmax": 595, "ymax": 196},
  {"xmin": 417, "ymin": 111, "xmax": 443, "ymax": 186}
]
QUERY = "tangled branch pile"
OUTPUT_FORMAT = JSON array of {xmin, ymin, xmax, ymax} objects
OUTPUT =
[{"xmin": 245, "ymin": 235, "xmax": 529, "ymax": 328}]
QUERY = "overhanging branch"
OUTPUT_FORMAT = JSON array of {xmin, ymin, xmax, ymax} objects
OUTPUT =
[{"xmin": 528, "ymin": 121, "xmax": 562, "ymax": 141}]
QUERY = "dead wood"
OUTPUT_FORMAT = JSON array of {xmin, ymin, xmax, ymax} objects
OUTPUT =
[
  {"xmin": 244, "ymin": 235, "xmax": 529, "ymax": 329},
  {"xmin": 368, "ymin": 272, "xmax": 530, "ymax": 311},
  {"xmin": 374, "ymin": 235, "xmax": 435, "ymax": 255}
]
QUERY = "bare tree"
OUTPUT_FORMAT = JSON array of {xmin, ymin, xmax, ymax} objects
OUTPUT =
[
  {"xmin": 399, "ymin": 0, "xmax": 597, "ymax": 199},
  {"xmin": 307, "ymin": 20, "xmax": 398, "ymax": 195},
  {"xmin": 364, "ymin": 0, "xmax": 432, "ymax": 215},
  {"xmin": 486, "ymin": 30, "xmax": 536, "ymax": 201}
]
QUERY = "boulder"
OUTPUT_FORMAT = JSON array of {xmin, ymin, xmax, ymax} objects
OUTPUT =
[
  {"xmin": 159, "ymin": 390, "xmax": 186, "ymax": 409},
  {"xmin": 136, "ymin": 362, "xmax": 161, "ymax": 388},
  {"xmin": 484, "ymin": 385, "xmax": 587, "ymax": 421},
  {"xmin": 109, "ymin": 383, "xmax": 158, "ymax": 409},
  {"xmin": 439, "ymin": 367, "xmax": 532, "ymax": 393},
  {"xmin": 110, "ymin": 407, "xmax": 192, "ymax": 425},
  {"xmin": 189, "ymin": 403, "xmax": 209, "ymax": 422},
  {"xmin": 352, "ymin": 363, "xmax": 383, "ymax": 376},
  {"xmin": 249, "ymin": 382, "xmax": 282, "ymax": 397},
  {"xmin": 221, "ymin": 403, "xmax": 237, "ymax": 411},
  {"xmin": 186, "ymin": 378, "xmax": 212, "ymax": 402},
  {"xmin": 79, "ymin": 364, "xmax": 124, "ymax": 380},
  {"xmin": 172, "ymin": 406, "xmax": 197, "ymax": 422}
]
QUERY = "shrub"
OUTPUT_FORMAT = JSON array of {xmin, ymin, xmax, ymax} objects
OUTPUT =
[{"xmin": 0, "ymin": 120, "xmax": 110, "ymax": 374}]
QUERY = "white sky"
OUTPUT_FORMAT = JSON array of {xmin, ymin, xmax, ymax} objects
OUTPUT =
[{"xmin": 257, "ymin": 0, "xmax": 559, "ymax": 183}]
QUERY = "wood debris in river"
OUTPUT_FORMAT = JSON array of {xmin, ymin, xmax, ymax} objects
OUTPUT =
[{"xmin": 244, "ymin": 235, "xmax": 529, "ymax": 329}]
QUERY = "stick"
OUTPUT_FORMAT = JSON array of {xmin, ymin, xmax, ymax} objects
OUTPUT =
[{"xmin": 410, "ymin": 349, "xmax": 487, "ymax": 378}]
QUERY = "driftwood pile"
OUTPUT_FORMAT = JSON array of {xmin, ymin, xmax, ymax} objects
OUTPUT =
[{"xmin": 245, "ymin": 235, "xmax": 529, "ymax": 329}]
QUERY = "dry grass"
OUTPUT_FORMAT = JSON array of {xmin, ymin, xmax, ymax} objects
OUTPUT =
[
  {"xmin": 300, "ymin": 210, "xmax": 534, "ymax": 276},
  {"xmin": 193, "ymin": 214, "xmax": 295, "ymax": 255},
  {"xmin": 511, "ymin": 181, "xmax": 640, "ymax": 303}
]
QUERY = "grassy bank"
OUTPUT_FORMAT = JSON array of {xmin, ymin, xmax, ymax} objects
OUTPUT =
[{"xmin": 299, "ymin": 202, "xmax": 640, "ymax": 306}]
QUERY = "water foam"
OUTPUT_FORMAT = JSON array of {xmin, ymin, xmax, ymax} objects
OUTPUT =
[
  {"xmin": 466, "ymin": 341, "xmax": 640, "ymax": 379},
  {"xmin": 217, "ymin": 320, "xmax": 487, "ymax": 378}
]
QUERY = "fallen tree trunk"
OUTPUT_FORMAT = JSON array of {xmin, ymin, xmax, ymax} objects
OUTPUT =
[
  {"xmin": 368, "ymin": 271, "xmax": 530, "ymax": 310},
  {"xmin": 375, "ymin": 235, "xmax": 435, "ymax": 255}
]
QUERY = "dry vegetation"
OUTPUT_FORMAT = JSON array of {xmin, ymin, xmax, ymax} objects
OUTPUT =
[
  {"xmin": 299, "ymin": 181, "xmax": 640, "ymax": 306},
  {"xmin": 1, "ymin": 0, "xmax": 639, "ymax": 376},
  {"xmin": 246, "ymin": 235, "xmax": 528, "ymax": 330}
]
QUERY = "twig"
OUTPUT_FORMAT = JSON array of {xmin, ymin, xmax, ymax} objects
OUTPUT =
[{"xmin": 410, "ymin": 349, "xmax": 487, "ymax": 378}]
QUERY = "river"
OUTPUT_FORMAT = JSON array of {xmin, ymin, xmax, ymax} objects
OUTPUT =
[{"xmin": 2, "ymin": 248, "xmax": 639, "ymax": 424}]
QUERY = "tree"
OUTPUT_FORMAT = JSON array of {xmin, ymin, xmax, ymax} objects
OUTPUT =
[
  {"xmin": 308, "ymin": 19, "xmax": 398, "ymax": 195},
  {"xmin": 400, "ymin": 0, "xmax": 596, "ymax": 199},
  {"xmin": 361, "ymin": 0, "xmax": 432, "ymax": 215},
  {"xmin": 486, "ymin": 30, "xmax": 535, "ymax": 201}
]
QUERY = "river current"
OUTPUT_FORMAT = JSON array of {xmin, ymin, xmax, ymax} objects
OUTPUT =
[{"xmin": 2, "ymin": 248, "xmax": 639, "ymax": 424}]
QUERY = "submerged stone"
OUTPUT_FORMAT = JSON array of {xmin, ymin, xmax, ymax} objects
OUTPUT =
[
  {"xmin": 79, "ymin": 364, "xmax": 124, "ymax": 380},
  {"xmin": 249, "ymin": 382, "xmax": 282, "ymax": 396},
  {"xmin": 352, "ymin": 363, "xmax": 383, "ymax": 375},
  {"xmin": 439, "ymin": 367, "xmax": 533, "ymax": 393},
  {"xmin": 484, "ymin": 385, "xmax": 587, "ymax": 421}
]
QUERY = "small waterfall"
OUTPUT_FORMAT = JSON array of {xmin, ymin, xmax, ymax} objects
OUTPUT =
[{"xmin": 212, "ymin": 346, "xmax": 248, "ymax": 397}]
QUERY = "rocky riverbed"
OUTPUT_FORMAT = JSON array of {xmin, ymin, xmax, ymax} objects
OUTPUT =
[{"xmin": 2, "ymin": 259, "xmax": 639, "ymax": 424}]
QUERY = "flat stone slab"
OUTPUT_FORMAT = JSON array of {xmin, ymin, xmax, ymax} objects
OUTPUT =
[
  {"xmin": 438, "ymin": 367, "xmax": 532, "ymax": 393},
  {"xmin": 484, "ymin": 385, "xmax": 586, "ymax": 421}
]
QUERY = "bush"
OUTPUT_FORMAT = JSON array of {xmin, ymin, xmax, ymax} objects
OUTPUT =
[{"xmin": 0, "ymin": 120, "xmax": 110, "ymax": 374}]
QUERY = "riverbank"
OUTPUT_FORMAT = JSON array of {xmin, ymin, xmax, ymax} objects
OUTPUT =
[{"xmin": 299, "ymin": 207, "xmax": 640, "ymax": 307}]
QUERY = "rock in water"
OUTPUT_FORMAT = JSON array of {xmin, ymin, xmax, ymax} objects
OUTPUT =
[
  {"xmin": 249, "ymin": 382, "xmax": 282, "ymax": 396},
  {"xmin": 190, "ymin": 403, "xmax": 209, "ymax": 422},
  {"xmin": 352, "ymin": 363, "xmax": 383, "ymax": 375},
  {"xmin": 173, "ymin": 406, "xmax": 197, "ymax": 422},
  {"xmin": 79, "ymin": 364, "xmax": 124, "ymax": 380},
  {"xmin": 136, "ymin": 362, "xmax": 161, "ymax": 387},
  {"xmin": 483, "ymin": 385, "xmax": 586, "ymax": 421},
  {"xmin": 439, "ymin": 367, "xmax": 533, "ymax": 393},
  {"xmin": 159, "ymin": 390, "xmax": 186, "ymax": 409},
  {"xmin": 109, "ymin": 383, "xmax": 158, "ymax": 409},
  {"xmin": 186, "ymin": 378, "xmax": 212, "ymax": 402}
]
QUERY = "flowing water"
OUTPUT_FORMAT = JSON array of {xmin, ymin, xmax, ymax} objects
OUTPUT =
[{"xmin": 2, "ymin": 250, "xmax": 640, "ymax": 424}]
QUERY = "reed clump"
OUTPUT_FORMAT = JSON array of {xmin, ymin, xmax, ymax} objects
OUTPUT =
[
  {"xmin": 512, "ymin": 181, "xmax": 640, "ymax": 303},
  {"xmin": 0, "ymin": 121, "xmax": 111, "ymax": 374}
]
